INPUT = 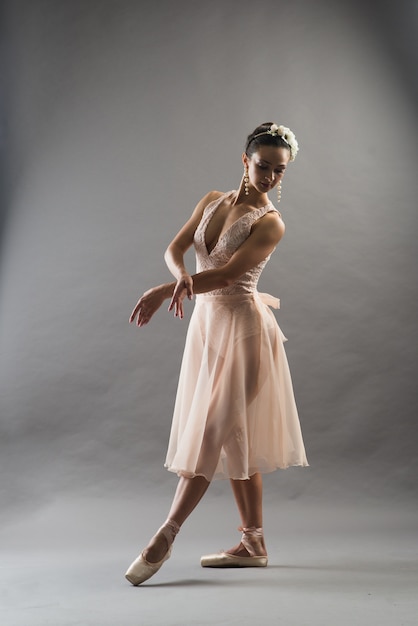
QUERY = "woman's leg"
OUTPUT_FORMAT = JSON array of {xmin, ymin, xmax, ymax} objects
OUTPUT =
[
  {"xmin": 141, "ymin": 419, "xmax": 223, "ymax": 564},
  {"xmin": 228, "ymin": 472, "xmax": 267, "ymax": 556},
  {"xmin": 125, "ymin": 475, "xmax": 211, "ymax": 584},
  {"xmin": 230, "ymin": 472, "xmax": 263, "ymax": 527},
  {"xmin": 144, "ymin": 475, "xmax": 210, "ymax": 562}
]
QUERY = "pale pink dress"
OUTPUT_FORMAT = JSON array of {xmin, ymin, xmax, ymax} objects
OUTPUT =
[{"xmin": 165, "ymin": 191, "xmax": 308, "ymax": 480}]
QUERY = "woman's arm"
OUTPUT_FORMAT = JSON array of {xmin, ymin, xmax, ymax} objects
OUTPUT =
[
  {"xmin": 164, "ymin": 190, "xmax": 223, "ymax": 282},
  {"xmin": 130, "ymin": 191, "xmax": 222, "ymax": 326},
  {"xmin": 129, "ymin": 211, "xmax": 285, "ymax": 325}
]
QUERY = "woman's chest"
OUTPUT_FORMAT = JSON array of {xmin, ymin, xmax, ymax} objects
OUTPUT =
[{"xmin": 204, "ymin": 205, "xmax": 252, "ymax": 255}]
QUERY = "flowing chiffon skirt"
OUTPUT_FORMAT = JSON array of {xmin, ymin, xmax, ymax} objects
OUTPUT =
[{"xmin": 165, "ymin": 292, "xmax": 308, "ymax": 481}]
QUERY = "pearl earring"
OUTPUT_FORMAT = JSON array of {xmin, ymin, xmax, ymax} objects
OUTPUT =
[
  {"xmin": 277, "ymin": 181, "xmax": 282, "ymax": 204},
  {"xmin": 244, "ymin": 166, "xmax": 249, "ymax": 196}
]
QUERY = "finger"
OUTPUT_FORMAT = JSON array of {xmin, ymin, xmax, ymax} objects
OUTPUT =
[
  {"xmin": 137, "ymin": 308, "xmax": 150, "ymax": 326},
  {"xmin": 130, "ymin": 300, "xmax": 142, "ymax": 323},
  {"xmin": 176, "ymin": 299, "xmax": 184, "ymax": 319},
  {"xmin": 168, "ymin": 288, "xmax": 181, "ymax": 312},
  {"xmin": 137, "ymin": 315, "xmax": 148, "ymax": 327},
  {"xmin": 133, "ymin": 306, "xmax": 143, "ymax": 323},
  {"xmin": 169, "ymin": 287, "xmax": 181, "ymax": 311},
  {"xmin": 135, "ymin": 308, "xmax": 144, "ymax": 326}
]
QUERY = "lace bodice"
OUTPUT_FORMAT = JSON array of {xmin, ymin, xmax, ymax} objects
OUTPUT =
[{"xmin": 193, "ymin": 191, "xmax": 279, "ymax": 296}]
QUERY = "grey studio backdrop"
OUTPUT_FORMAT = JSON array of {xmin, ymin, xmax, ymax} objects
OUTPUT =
[{"xmin": 0, "ymin": 1, "xmax": 418, "ymax": 621}]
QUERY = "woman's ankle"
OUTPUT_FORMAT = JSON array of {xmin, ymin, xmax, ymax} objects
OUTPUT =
[
  {"xmin": 143, "ymin": 519, "xmax": 180, "ymax": 563},
  {"xmin": 160, "ymin": 518, "xmax": 180, "ymax": 542},
  {"xmin": 240, "ymin": 527, "xmax": 267, "ymax": 556}
]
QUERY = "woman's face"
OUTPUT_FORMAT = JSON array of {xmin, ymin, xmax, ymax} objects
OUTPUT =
[{"xmin": 244, "ymin": 145, "xmax": 290, "ymax": 194}]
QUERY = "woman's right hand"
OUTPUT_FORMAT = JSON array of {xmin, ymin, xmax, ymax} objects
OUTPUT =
[
  {"xmin": 168, "ymin": 274, "xmax": 193, "ymax": 319},
  {"xmin": 129, "ymin": 285, "xmax": 167, "ymax": 327}
]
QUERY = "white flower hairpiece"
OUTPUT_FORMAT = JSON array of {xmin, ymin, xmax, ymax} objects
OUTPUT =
[{"xmin": 253, "ymin": 123, "xmax": 299, "ymax": 161}]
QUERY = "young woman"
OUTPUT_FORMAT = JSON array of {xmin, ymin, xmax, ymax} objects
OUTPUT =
[{"xmin": 126, "ymin": 122, "xmax": 308, "ymax": 585}]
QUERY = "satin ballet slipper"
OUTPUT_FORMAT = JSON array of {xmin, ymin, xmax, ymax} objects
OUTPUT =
[
  {"xmin": 125, "ymin": 519, "xmax": 180, "ymax": 585},
  {"xmin": 200, "ymin": 526, "xmax": 268, "ymax": 568}
]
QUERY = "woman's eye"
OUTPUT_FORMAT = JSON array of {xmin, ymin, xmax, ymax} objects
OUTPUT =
[{"xmin": 257, "ymin": 164, "xmax": 267, "ymax": 170}]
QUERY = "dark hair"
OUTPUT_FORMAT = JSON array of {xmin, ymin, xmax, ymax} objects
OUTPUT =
[{"xmin": 245, "ymin": 122, "xmax": 291, "ymax": 157}]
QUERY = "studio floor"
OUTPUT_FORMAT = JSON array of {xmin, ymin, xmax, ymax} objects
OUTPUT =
[{"xmin": 1, "ymin": 492, "xmax": 417, "ymax": 626}]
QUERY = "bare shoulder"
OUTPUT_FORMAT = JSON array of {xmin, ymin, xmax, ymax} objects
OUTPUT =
[
  {"xmin": 252, "ymin": 209, "xmax": 285, "ymax": 244},
  {"xmin": 271, "ymin": 209, "xmax": 285, "ymax": 237},
  {"xmin": 190, "ymin": 190, "xmax": 225, "ymax": 220},
  {"xmin": 199, "ymin": 189, "xmax": 224, "ymax": 207}
]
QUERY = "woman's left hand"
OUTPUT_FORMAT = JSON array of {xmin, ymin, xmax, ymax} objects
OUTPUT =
[{"xmin": 168, "ymin": 274, "xmax": 193, "ymax": 319}]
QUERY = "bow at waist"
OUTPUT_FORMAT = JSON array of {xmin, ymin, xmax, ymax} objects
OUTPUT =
[{"xmin": 257, "ymin": 292, "xmax": 280, "ymax": 309}]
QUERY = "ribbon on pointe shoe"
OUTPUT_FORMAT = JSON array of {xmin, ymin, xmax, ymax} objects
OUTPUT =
[{"xmin": 239, "ymin": 526, "xmax": 265, "ymax": 557}]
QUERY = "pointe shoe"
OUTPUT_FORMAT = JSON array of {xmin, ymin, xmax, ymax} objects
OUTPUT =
[
  {"xmin": 125, "ymin": 545, "xmax": 173, "ymax": 585},
  {"xmin": 200, "ymin": 526, "xmax": 268, "ymax": 568},
  {"xmin": 125, "ymin": 519, "xmax": 179, "ymax": 586}
]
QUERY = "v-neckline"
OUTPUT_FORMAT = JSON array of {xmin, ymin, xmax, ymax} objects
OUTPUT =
[{"xmin": 204, "ymin": 192, "xmax": 270, "ymax": 256}]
